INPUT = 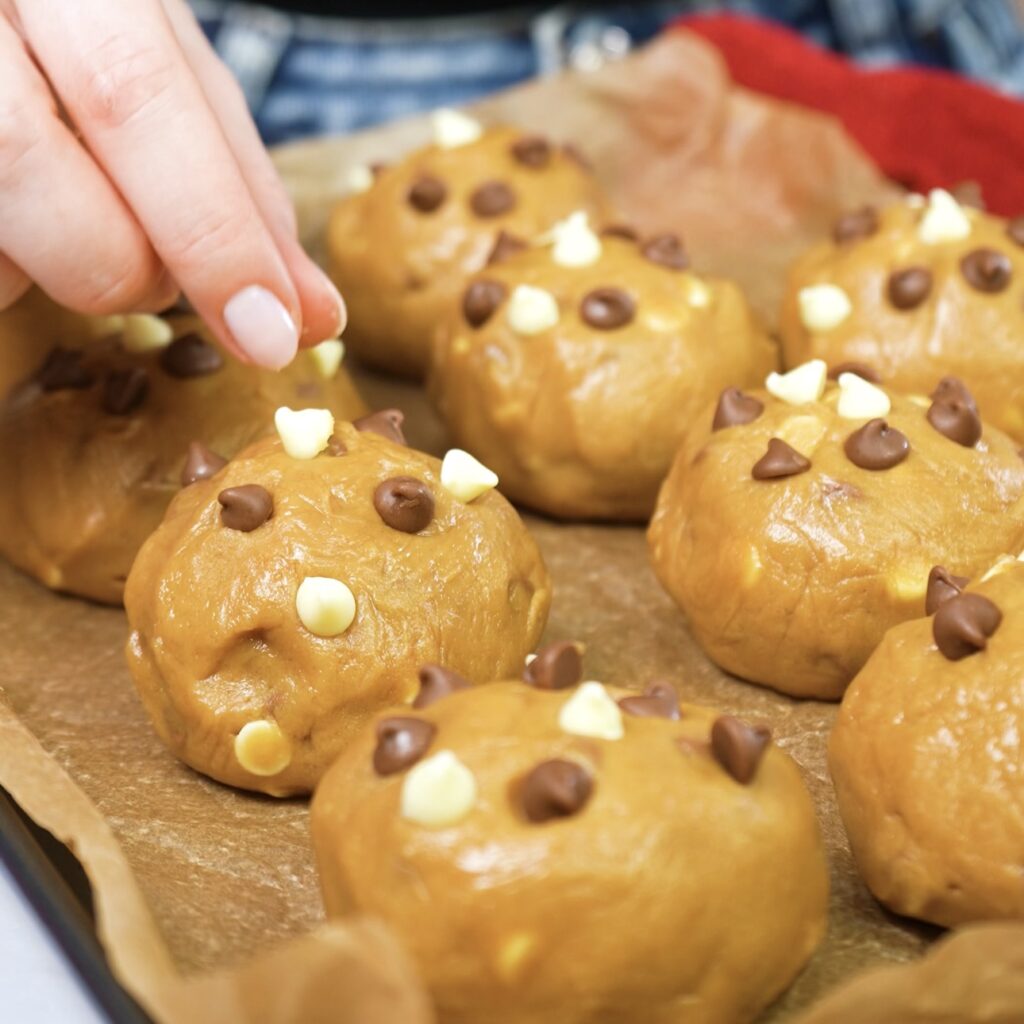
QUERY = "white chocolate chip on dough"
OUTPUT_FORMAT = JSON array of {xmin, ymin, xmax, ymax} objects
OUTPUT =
[
  {"xmin": 309, "ymin": 339, "xmax": 345, "ymax": 379},
  {"xmin": 234, "ymin": 720, "xmax": 292, "ymax": 776},
  {"xmin": 432, "ymin": 108, "xmax": 483, "ymax": 149},
  {"xmin": 346, "ymin": 164, "xmax": 374, "ymax": 193},
  {"xmin": 121, "ymin": 314, "xmax": 174, "ymax": 352},
  {"xmin": 918, "ymin": 188, "xmax": 971, "ymax": 244},
  {"xmin": 797, "ymin": 285, "xmax": 852, "ymax": 332},
  {"xmin": 766, "ymin": 360, "xmax": 828, "ymax": 406},
  {"xmin": 296, "ymin": 576, "xmax": 356, "ymax": 636},
  {"xmin": 546, "ymin": 211, "xmax": 602, "ymax": 267},
  {"xmin": 836, "ymin": 372, "xmax": 891, "ymax": 419},
  {"xmin": 441, "ymin": 448, "xmax": 499, "ymax": 503},
  {"xmin": 274, "ymin": 406, "xmax": 335, "ymax": 459},
  {"xmin": 400, "ymin": 750, "xmax": 478, "ymax": 827},
  {"xmin": 506, "ymin": 284, "xmax": 559, "ymax": 335},
  {"xmin": 558, "ymin": 681, "xmax": 624, "ymax": 740}
]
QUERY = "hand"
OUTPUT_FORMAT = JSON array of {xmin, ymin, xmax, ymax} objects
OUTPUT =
[{"xmin": 0, "ymin": 0, "xmax": 345, "ymax": 369}]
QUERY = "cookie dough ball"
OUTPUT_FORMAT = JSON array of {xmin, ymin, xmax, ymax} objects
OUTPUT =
[
  {"xmin": 780, "ymin": 190, "xmax": 1024, "ymax": 442},
  {"xmin": 327, "ymin": 111, "xmax": 613, "ymax": 378},
  {"xmin": 429, "ymin": 215, "xmax": 776, "ymax": 520},
  {"xmin": 830, "ymin": 556, "xmax": 1024, "ymax": 926},
  {"xmin": 311, "ymin": 658, "xmax": 828, "ymax": 1024},
  {"xmin": 124, "ymin": 414, "xmax": 551, "ymax": 795},
  {"xmin": 0, "ymin": 297, "xmax": 364, "ymax": 604},
  {"xmin": 648, "ymin": 362, "xmax": 1024, "ymax": 699}
]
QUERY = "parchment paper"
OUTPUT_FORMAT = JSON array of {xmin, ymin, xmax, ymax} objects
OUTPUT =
[{"xmin": 0, "ymin": 29, "xmax": 1018, "ymax": 1024}]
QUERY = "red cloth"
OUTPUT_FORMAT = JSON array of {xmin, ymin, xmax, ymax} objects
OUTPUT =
[{"xmin": 675, "ymin": 13, "xmax": 1024, "ymax": 217}]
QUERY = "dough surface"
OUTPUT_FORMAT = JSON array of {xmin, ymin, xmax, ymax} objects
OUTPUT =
[
  {"xmin": 647, "ymin": 370, "xmax": 1024, "ymax": 699},
  {"xmin": 327, "ymin": 124, "xmax": 612, "ymax": 378},
  {"xmin": 0, "ymin": 293, "xmax": 365, "ymax": 604},
  {"xmin": 124, "ymin": 421, "xmax": 551, "ymax": 795},
  {"xmin": 780, "ymin": 192, "xmax": 1024, "ymax": 442},
  {"xmin": 430, "ymin": 230, "xmax": 776, "ymax": 520},
  {"xmin": 830, "ymin": 557, "xmax": 1024, "ymax": 927},
  {"xmin": 311, "ymin": 669, "xmax": 828, "ymax": 1024}
]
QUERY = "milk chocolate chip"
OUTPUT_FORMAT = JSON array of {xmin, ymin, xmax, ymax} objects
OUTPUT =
[
  {"xmin": 218, "ymin": 485, "xmax": 273, "ymax": 532},
  {"xmin": 927, "ymin": 379, "xmax": 982, "ymax": 447},
  {"xmin": 712, "ymin": 388, "xmax": 764, "ymax": 431},
  {"xmin": 640, "ymin": 234, "xmax": 688, "ymax": 271},
  {"xmin": 844, "ymin": 418, "xmax": 910, "ymax": 470},
  {"xmin": 37, "ymin": 348, "xmax": 94, "ymax": 391},
  {"xmin": 752, "ymin": 439, "xmax": 811, "ymax": 480},
  {"xmin": 487, "ymin": 231, "xmax": 527, "ymax": 265},
  {"xmin": 326, "ymin": 435, "xmax": 347, "ymax": 456},
  {"xmin": 887, "ymin": 267, "xmax": 932, "ymax": 310},
  {"xmin": 413, "ymin": 664, "xmax": 471, "ymax": 708},
  {"xmin": 711, "ymin": 716, "xmax": 771, "ymax": 785},
  {"xmin": 1007, "ymin": 217, "xmax": 1024, "ymax": 247},
  {"xmin": 932, "ymin": 592, "xmax": 1002, "ymax": 661},
  {"xmin": 408, "ymin": 174, "xmax": 447, "ymax": 213},
  {"xmin": 510, "ymin": 135, "xmax": 551, "ymax": 168},
  {"xmin": 523, "ymin": 640, "xmax": 582, "ymax": 691},
  {"xmin": 373, "ymin": 477, "xmax": 434, "ymax": 534},
  {"xmin": 828, "ymin": 361, "xmax": 881, "ymax": 384},
  {"xmin": 181, "ymin": 442, "xmax": 227, "ymax": 486},
  {"xmin": 354, "ymin": 409, "xmax": 406, "ymax": 446},
  {"xmin": 373, "ymin": 717, "xmax": 437, "ymax": 776},
  {"xmin": 833, "ymin": 206, "xmax": 879, "ymax": 244},
  {"xmin": 925, "ymin": 566, "xmax": 969, "ymax": 616},
  {"xmin": 618, "ymin": 681, "xmax": 681, "ymax": 720},
  {"xmin": 159, "ymin": 334, "xmax": 223, "ymax": 379},
  {"xmin": 580, "ymin": 287, "xmax": 635, "ymax": 330},
  {"xmin": 470, "ymin": 181, "xmax": 516, "ymax": 218},
  {"xmin": 463, "ymin": 280, "xmax": 507, "ymax": 327},
  {"xmin": 960, "ymin": 248, "xmax": 1012, "ymax": 293},
  {"xmin": 101, "ymin": 367, "xmax": 148, "ymax": 415},
  {"xmin": 520, "ymin": 759, "xmax": 593, "ymax": 823}
]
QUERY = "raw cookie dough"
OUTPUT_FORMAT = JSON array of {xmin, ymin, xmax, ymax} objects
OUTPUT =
[
  {"xmin": 124, "ymin": 415, "xmax": 551, "ymax": 795},
  {"xmin": 780, "ymin": 190, "xmax": 1024, "ymax": 442},
  {"xmin": 0, "ymin": 293, "xmax": 365, "ymax": 604},
  {"xmin": 311, "ymin": 654, "xmax": 828, "ymax": 1024},
  {"xmin": 647, "ymin": 363, "xmax": 1024, "ymax": 699},
  {"xmin": 429, "ymin": 216, "xmax": 776, "ymax": 520},
  {"xmin": 830, "ymin": 555, "xmax": 1024, "ymax": 927},
  {"xmin": 327, "ymin": 113, "xmax": 613, "ymax": 378}
]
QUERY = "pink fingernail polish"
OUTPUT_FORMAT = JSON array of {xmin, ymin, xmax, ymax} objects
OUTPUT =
[{"xmin": 223, "ymin": 285, "xmax": 299, "ymax": 369}]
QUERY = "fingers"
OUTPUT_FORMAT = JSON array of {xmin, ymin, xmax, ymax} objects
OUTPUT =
[
  {"xmin": 19, "ymin": 0, "xmax": 302, "ymax": 369},
  {"xmin": 0, "ymin": 17, "xmax": 173, "ymax": 315},
  {"xmin": 0, "ymin": 252, "xmax": 31, "ymax": 311},
  {"xmin": 161, "ymin": 0, "xmax": 345, "ymax": 347}
]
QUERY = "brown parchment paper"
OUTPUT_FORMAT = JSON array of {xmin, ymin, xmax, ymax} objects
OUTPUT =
[{"xmin": 1, "ymin": 28, "xmax": 1020, "ymax": 1024}]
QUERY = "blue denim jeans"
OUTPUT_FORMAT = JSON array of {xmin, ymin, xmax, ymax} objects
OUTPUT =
[{"xmin": 194, "ymin": 1, "xmax": 1024, "ymax": 145}]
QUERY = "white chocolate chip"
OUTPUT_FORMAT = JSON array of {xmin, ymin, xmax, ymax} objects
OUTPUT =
[
  {"xmin": 400, "ymin": 750, "xmax": 477, "ymax": 827},
  {"xmin": 558, "ymin": 681, "xmax": 624, "ymax": 741},
  {"xmin": 309, "ymin": 339, "xmax": 345, "ymax": 379},
  {"xmin": 506, "ymin": 284, "xmax": 559, "ymax": 335},
  {"xmin": 295, "ymin": 576, "xmax": 356, "ymax": 636},
  {"xmin": 797, "ymin": 285, "xmax": 852, "ymax": 332},
  {"xmin": 545, "ymin": 211, "xmax": 602, "ymax": 267},
  {"xmin": 431, "ymin": 108, "xmax": 483, "ymax": 149},
  {"xmin": 234, "ymin": 721, "xmax": 292, "ymax": 776},
  {"xmin": 346, "ymin": 164, "xmax": 374, "ymax": 193},
  {"xmin": 765, "ymin": 359, "xmax": 828, "ymax": 406},
  {"xmin": 918, "ymin": 188, "xmax": 971, "ymax": 244},
  {"xmin": 440, "ymin": 448, "xmax": 499, "ymax": 503},
  {"xmin": 836, "ymin": 372, "xmax": 891, "ymax": 419},
  {"xmin": 120, "ymin": 314, "xmax": 174, "ymax": 352},
  {"xmin": 274, "ymin": 406, "xmax": 334, "ymax": 459}
]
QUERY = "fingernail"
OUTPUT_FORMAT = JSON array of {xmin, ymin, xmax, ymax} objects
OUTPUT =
[
  {"xmin": 223, "ymin": 285, "xmax": 299, "ymax": 370},
  {"xmin": 317, "ymin": 266, "xmax": 347, "ymax": 339}
]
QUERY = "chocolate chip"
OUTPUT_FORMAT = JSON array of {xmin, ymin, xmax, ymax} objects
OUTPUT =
[
  {"xmin": 159, "ymin": 334, "xmax": 223, "ymax": 379},
  {"xmin": 470, "ymin": 181, "xmax": 516, "ymax": 218},
  {"xmin": 373, "ymin": 477, "xmax": 434, "ymax": 534},
  {"xmin": 710, "ymin": 716, "xmax": 771, "ymax": 785},
  {"xmin": 887, "ymin": 267, "xmax": 933, "ymax": 310},
  {"xmin": 828, "ymin": 361, "xmax": 881, "ymax": 384},
  {"xmin": 712, "ymin": 388, "xmax": 764, "ymax": 431},
  {"xmin": 181, "ymin": 442, "xmax": 227, "ymax": 487},
  {"xmin": 218, "ymin": 484, "xmax": 273, "ymax": 532},
  {"xmin": 844, "ymin": 418, "xmax": 910, "ymax": 470},
  {"xmin": 833, "ymin": 206, "xmax": 879, "ymax": 244},
  {"xmin": 37, "ymin": 348, "xmax": 94, "ymax": 392},
  {"xmin": 927, "ymin": 387, "xmax": 982, "ymax": 447},
  {"xmin": 618, "ymin": 681, "xmax": 681, "ymax": 720},
  {"xmin": 932, "ymin": 376, "xmax": 978, "ymax": 412},
  {"xmin": 951, "ymin": 180, "xmax": 984, "ymax": 210},
  {"xmin": 413, "ymin": 664, "xmax": 471, "ymax": 709},
  {"xmin": 463, "ymin": 280, "xmax": 507, "ymax": 328},
  {"xmin": 373, "ymin": 717, "xmax": 436, "ymax": 776},
  {"xmin": 523, "ymin": 640, "xmax": 583, "ymax": 691},
  {"xmin": 354, "ymin": 409, "xmax": 406, "ymax": 446},
  {"xmin": 1007, "ymin": 217, "xmax": 1024, "ymax": 247},
  {"xmin": 520, "ymin": 759, "xmax": 592, "ymax": 823},
  {"xmin": 486, "ymin": 231, "xmax": 527, "ymax": 265},
  {"xmin": 601, "ymin": 224, "xmax": 639, "ymax": 242},
  {"xmin": 101, "ymin": 367, "xmax": 148, "ymax": 415},
  {"xmin": 932, "ymin": 592, "xmax": 1002, "ymax": 660},
  {"xmin": 561, "ymin": 143, "xmax": 591, "ymax": 170},
  {"xmin": 960, "ymin": 248, "xmax": 1012, "ymax": 293},
  {"xmin": 752, "ymin": 438, "xmax": 811, "ymax": 480},
  {"xmin": 640, "ymin": 233, "xmax": 688, "ymax": 271},
  {"xmin": 407, "ymin": 174, "xmax": 447, "ymax": 213},
  {"xmin": 326, "ymin": 435, "xmax": 347, "ymax": 456},
  {"xmin": 510, "ymin": 135, "xmax": 551, "ymax": 168},
  {"xmin": 925, "ymin": 566, "xmax": 970, "ymax": 616},
  {"xmin": 580, "ymin": 287, "xmax": 635, "ymax": 330}
]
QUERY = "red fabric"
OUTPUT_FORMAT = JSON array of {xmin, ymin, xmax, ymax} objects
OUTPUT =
[{"xmin": 675, "ymin": 13, "xmax": 1024, "ymax": 217}]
